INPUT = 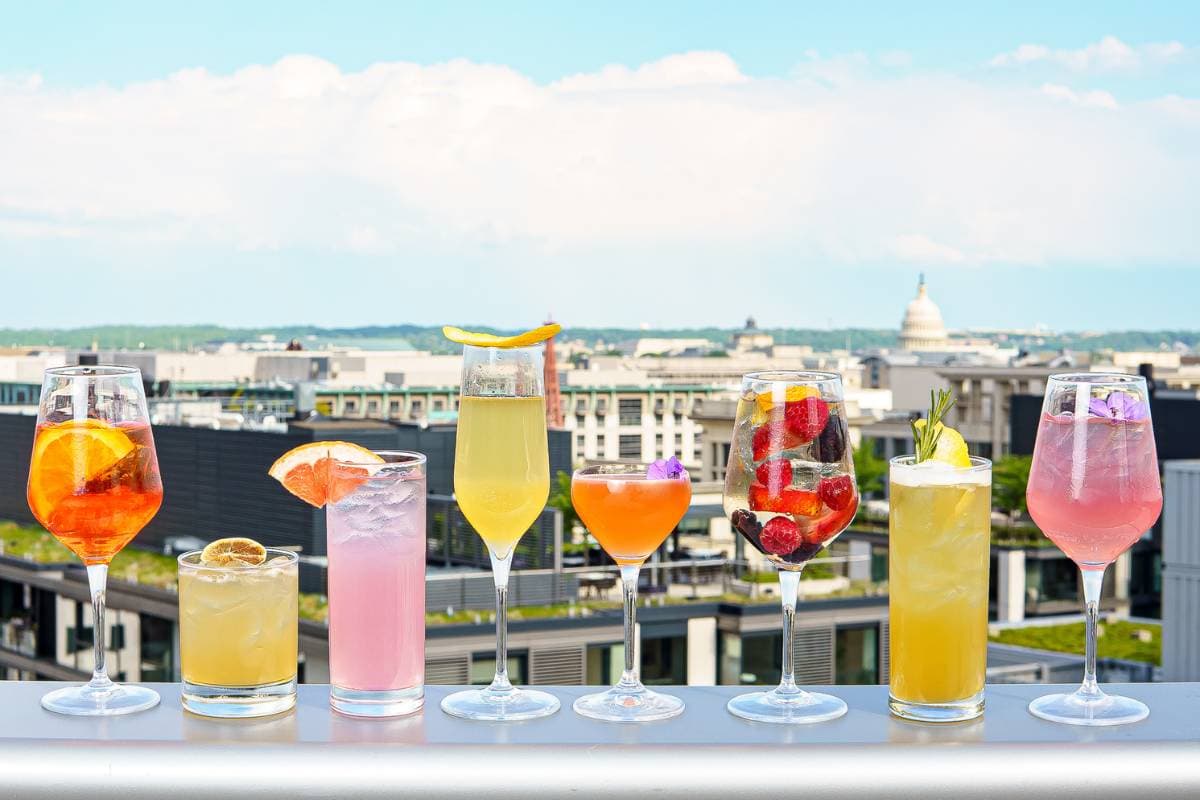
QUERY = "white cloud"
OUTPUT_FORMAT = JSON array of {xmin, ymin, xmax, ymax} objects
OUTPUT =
[
  {"xmin": 990, "ymin": 36, "xmax": 1190, "ymax": 73},
  {"xmin": 0, "ymin": 51, "xmax": 1198, "ymax": 270},
  {"xmin": 1041, "ymin": 83, "xmax": 1119, "ymax": 109}
]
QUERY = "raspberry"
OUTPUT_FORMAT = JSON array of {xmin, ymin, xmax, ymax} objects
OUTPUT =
[
  {"xmin": 818, "ymin": 474, "xmax": 855, "ymax": 511},
  {"xmin": 755, "ymin": 458, "xmax": 793, "ymax": 492},
  {"xmin": 759, "ymin": 516, "xmax": 803, "ymax": 556},
  {"xmin": 752, "ymin": 423, "xmax": 801, "ymax": 461},
  {"xmin": 783, "ymin": 397, "xmax": 829, "ymax": 443},
  {"xmin": 816, "ymin": 415, "xmax": 846, "ymax": 463}
]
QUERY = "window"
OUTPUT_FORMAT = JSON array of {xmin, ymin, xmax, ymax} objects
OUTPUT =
[
  {"xmin": 470, "ymin": 651, "xmax": 528, "ymax": 686},
  {"xmin": 618, "ymin": 398, "xmax": 642, "ymax": 426},
  {"xmin": 575, "ymin": 415, "xmax": 585, "ymax": 427},
  {"xmin": 597, "ymin": 435, "xmax": 607, "ymax": 454},
  {"xmin": 723, "ymin": 631, "xmax": 781, "ymax": 685},
  {"xmin": 586, "ymin": 643, "xmax": 624, "ymax": 685},
  {"xmin": 366, "ymin": 399, "xmax": 379, "ymax": 414},
  {"xmin": 433, "ymin": 399, "xmax": 445, "ymax": 412},
  {"xmin": 618, "ymin": 434, "xmax": 642, "ymax": 459},
  {"xmin": 389, "ymin": 400, "xmax": 401, "ymax": 417},
  {"xmin": 344, "ymin": 399, "xmax": 358, "ymax": 413},
  {"xmin": 655, "ymin": 433, "xmax": 664, "ymax": 454},
  {"xmin": 139, "ymin": 614, "xmax": 174, "ymax": 682},
  {"xmin": 576, "ymin": 434, "xmax": 585, "ymax": 451},
  {"xmin": 640, "ymin": 636, "xmax": 686, "ymax": 685},
  {"xmin": 835, "ymin": 625, "xmax": 879, "ymax": 685},
  {"xmin": 410, "ymin": 400, "xmax": 424, "ymax": 414}
]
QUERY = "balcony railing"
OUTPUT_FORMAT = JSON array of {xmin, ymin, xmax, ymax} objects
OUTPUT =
[{"xmin": 1, "ymin": 681, "xmax": 1196, "ymax": 798}]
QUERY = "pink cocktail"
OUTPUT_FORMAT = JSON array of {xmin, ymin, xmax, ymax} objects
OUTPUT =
[
  {"xmin": 1025, "ymin": 373, "xmax": 1162, "ymax": 727},
  {"xmin": 327, "ymin": 452, "xmax": 426, "ymax": 717},
  {"xmin": 1027, "ymin": 414, "xmax": 1161, "ymax": 568}
]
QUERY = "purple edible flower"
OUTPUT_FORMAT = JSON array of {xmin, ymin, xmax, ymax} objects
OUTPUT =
[
  {"xmin": 1088, "ymin": 390, "xmax": 1148, "ymax": 422},
  {"xmin": 646, "ymin": 456, "xmax": 688, "ymax": 480}
]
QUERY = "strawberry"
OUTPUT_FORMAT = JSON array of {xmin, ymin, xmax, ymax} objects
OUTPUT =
[
  {"xmin": 814, "ymin": 494, "xmax": 859, "ymax": 541},
  {"xmin": 781, "ymin": 487, "xmax": 823, "ymax": 517},
  {"xmin": 818, "ymin": 474, "xmax": 855, "ymax": 511},
  {"xmin": 759, "ymin": 516, "xmax": 803, "ymax": 556},
  {"xmin": 749, "ymin": 482, "xmax": 784, "ymax": 512},
  {"xmin": 783, "ymin": 396, "xmax": 829, "ymax": 443},
  {"xmin": 755, "ymin": 458, "xmax": 793, "ymax": 492},
  {"xmin": 751, "ymin": 423, "xmax": 802, "ymax": 461}
]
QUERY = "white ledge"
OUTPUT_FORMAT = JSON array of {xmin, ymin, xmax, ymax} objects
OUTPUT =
[{"xmin": 2, "ymin": 682, "xmax": 1198, "ymax": 799}]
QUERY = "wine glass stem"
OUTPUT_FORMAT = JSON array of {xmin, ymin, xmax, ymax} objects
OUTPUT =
[
  {"xmin": 489, "ymin": 551, "xmax": 514, "ymax": 694},
  {"xmin": 777, "ymin": 569, "xmax": 801, "ymax": 696},
  {"xmin": 86, "ymin": 564, "xmax": 113, "ymax": 693},
  {"xmin": 618, "ymin": 564, "xmax": 640, "ymax": 689},
  {"xmin": 1079, "ymin": 567, "xmax": 1105, "ymax": 699}
]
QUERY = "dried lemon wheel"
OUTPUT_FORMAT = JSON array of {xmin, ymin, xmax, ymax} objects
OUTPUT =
[{"xmin": 200, "ymin": 537, "xmax": 267, "ymax": 567}]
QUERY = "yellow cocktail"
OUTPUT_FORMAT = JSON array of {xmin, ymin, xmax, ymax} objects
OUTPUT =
[
  {"xmin": 889, "ymin": 456, "xmax": 991, "ymax": 722},
  {"xmin": 179, "ymin": 545, "xmax": 298, "ymax": 718},
  {"xmin": 454, "ymin": 395, "xmax": 549, "ymax": 557}
]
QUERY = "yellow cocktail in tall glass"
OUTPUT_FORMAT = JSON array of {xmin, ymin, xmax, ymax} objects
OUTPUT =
[
  {"xmin": 454, "ymin": 395, "xmax": 549, "ymax": 557},
  {"xmin": 889, "ymin": 456, "xmax": 991, "ymax": 722}
]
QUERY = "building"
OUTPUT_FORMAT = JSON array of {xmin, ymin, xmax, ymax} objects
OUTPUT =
[
  {"xmin": 1158, "ymin": 461, "xmax": 1200, "ymax": 681},
  {"xmin": 898, "ymin": 276, "xmax": 949, "ymax": 351}
]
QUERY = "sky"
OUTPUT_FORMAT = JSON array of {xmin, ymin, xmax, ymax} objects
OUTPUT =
[{"xmin": 1, "ymin": 2, "xmax": 1198, "ymax": 332}]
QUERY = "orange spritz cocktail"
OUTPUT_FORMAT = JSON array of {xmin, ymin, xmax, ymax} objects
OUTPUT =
[
  {"xmin": 27, "ymin": 419, "xmax": 163, "ymax": 564},
  {"xmin": 571, "ymin": 470, "xmax": 692, "ymax": 565}
]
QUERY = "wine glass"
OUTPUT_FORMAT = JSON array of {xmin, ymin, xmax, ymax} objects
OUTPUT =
[
  {"xmin": 440, "ymin": 344, "xmax": 560, "ymax": 721},
  {"xmin": 571, "ymin": 461, "xmax": 691, "ymax": 722},
  {"xmin": 26, "ymin": 365, "xmax": 163, "ymax": 715},
  {"xmin": 722, "ymin": 371, "xmax": 859, "ymax": 723},
  {"xmin": 1025, "ymin": 373, "xmax": 1162, "ymax": 726}
]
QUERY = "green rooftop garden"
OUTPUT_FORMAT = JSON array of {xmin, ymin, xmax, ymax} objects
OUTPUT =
[{"xmin": 989, "ymin": 620, "xmax": 1161, "ymax": 666}]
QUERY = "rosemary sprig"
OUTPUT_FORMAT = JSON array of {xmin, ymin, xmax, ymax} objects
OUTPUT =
[{"xmin": 911, "ymin": 389, "xmax": 956, "ymax": 463}]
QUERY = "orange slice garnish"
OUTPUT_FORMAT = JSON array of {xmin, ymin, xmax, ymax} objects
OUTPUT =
[
  {"xmin": 200, "ymin": 537, "xmax": 267, "ymax": 566},
  {"xmin": 268, "ymin": 441, "xmax": 384, "ymax": 507},
  {"xmin": 27, "ymin": 420, "xmax": 136, "ymax": 525}
]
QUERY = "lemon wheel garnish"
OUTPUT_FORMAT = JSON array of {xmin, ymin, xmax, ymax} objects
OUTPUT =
[
  {"xmin": 200, "ymin": 537, "xmax": 267, "ymax": 566},
  {"xmin": 442, "ymin": 323, "xmax": 562, "ymax": 348}
]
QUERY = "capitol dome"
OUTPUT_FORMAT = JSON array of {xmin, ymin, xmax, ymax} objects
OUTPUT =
[{"xmin": 899, "ymin": 275, "xmax": 949, "ymax": 350}]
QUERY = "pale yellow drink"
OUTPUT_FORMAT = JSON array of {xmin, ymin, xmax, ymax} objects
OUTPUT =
[
  {"xmin": 454, "ymin": 396, "xmax": 549, "ymax": 556},
  {"xmin": 889, "ymin": 457, "xmax": 991, "ymax": 720},
  {"xmin": 179, "ymin": 552, "xmax": 298, "ymax": 687}
]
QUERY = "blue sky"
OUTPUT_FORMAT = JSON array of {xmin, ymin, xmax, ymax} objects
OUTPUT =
[{"xmin": 1, "ymin": 2, "xmax": 1198, "ymax": 331}]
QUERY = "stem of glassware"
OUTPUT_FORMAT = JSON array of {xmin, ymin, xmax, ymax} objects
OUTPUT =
[
  {"xmin": 617, "ymin": 564, "xmax": 641, "ymax": 690},
  {"xmin": 488, "ymin": 550, "xmax": 514, "ymax": 696},
  {"xmin": 776, "ymin": 568, "xmax": 802, "ymax": 697},
  {"xmin": 86, "ymin": 564, "xmax": 114, "ymax": 694},
  {"xmin": 1078, "ymin": 567, "xmax": 1105, "ymax": 700}
]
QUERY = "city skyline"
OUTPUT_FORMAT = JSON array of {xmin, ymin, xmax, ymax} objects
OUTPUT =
[{"xmin": 2, "ymin": 3, "xmax": 1198, "ymax": 329}]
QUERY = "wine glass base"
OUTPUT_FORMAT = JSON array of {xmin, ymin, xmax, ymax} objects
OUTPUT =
[
  {"xmin": 42, "ymin": 683, "xmax": 160, "ymax": 717},
  {"xmin": 727, "ymin": 689, "xmax": 847, "ymax": 724},
  {"xmin": 1028, "ymin": 690, "xmax": 1149, "ymax": 727},
  {"xmin": 573, "ymin": 685, "xmax": 684, "ymax": 723},
  {"xmin": 440, "ymin": 687, "xmax": 560, "ymax": 722}
]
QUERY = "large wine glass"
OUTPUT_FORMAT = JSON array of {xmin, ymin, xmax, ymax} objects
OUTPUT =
[
  {"xmin": 440, "ymin": 344, "xmax": 560, "ymax": 721},
  {"xmin": 1026, "ymin": 373, "xmax": 1162, "ymax": 726},
  {"xmin": 27, "ymin": 365, "xmax": 163, "ymax": 715},
  {"xmin": 722, "ymin": 371, "xmax": 858, "ymax": 723}
]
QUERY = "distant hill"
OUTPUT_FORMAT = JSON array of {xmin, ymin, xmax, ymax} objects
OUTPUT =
[{"xmin": 0, "ymin": 324, "xmax": 1196, "ymax": 356}]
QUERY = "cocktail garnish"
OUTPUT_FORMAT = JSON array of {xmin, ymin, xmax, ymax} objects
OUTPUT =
[
  {"xmin": 27, "ymin": 420, "xmax": 136, "ymax": 525},
  {"xmin": 911, "ymin": 389, "xmax": 958, "ymax": 464},
  {"xmin": 646, "ymin": 456, "xmax": 687, "ymax": 480},
  {"xmin": 1088, "ymin": 390, "xmax": 1148, "ymax": 422},
  {"xmin": 441, "ymin": 323, "xmax": 562, "ymax": 348},
  {"xmin": 200, "ymin": 537, "xmax": 267, "ymax": 567},
  {"xmin": 268, "ymin": 441, "xmax": 384, "ymax": 507}
]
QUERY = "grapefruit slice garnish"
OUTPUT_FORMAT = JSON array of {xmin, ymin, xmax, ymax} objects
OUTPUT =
[
  {"xmin": 268, "ymin": 441, "xmax": 384, "ymax": 507},
  {"xmin": 200, "ymin": 537, "xmax": 267, "ymax": 566},
  {"xmin": 442, "ymin": 323, "xmax": 561, "ymax": 348},
  {"xmin": 27, "ymin": 420, "xmax": 136, "ymax": 525}
]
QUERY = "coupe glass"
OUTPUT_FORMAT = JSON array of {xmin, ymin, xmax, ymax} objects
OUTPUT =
[
  {"xmin": 440, "ymin": 344, "xmax": 560, "ymax": 721},
  {"xmin": 1025, "ymin": 373, "xmax": 1162, "ymax": 726},
  {"xmin": 571, "ymin": 463, "xmax": 692, "ymax": 722},
  {"xmin": 27, "ymin": 365, "xmax": 163, "ymax": 715},
  {"xmin": 722, "ymin": 371, "xmax": 858, "ymax": 723}
]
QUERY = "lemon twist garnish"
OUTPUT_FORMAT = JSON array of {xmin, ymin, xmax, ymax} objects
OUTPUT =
[
  {"xmin": 912, "ymin": 389, "xmax": 969, "ymax": 466},
  {"xmin": 442, "ymin": 323, "xmax": 562, "ymax": 348}
]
